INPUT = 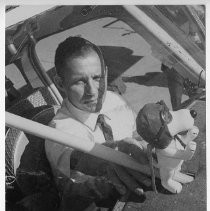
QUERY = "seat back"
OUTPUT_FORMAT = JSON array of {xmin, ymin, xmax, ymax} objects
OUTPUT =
[
  {"xmin": 5, "ymin": 86, "xmax": 62, "ymax": 210},
  {"xmin": 6, "ymin": 105, "xmax": 60, "ymax": 210},
  {"xmin": 6, "ymin": 105, "xmax": 59, "ymax": 187},
  {"xmin": 7, "ymin": 86, "xmax": 58, "ymax": 116},
  {"xmin": 6, "ymin": 86, "xmax": 58, "ymax": 187}
]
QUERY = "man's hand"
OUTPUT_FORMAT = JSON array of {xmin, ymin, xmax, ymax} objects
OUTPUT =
[
  {"xmin": 73, "ymin": 138, "xmax": 151, "ymax": 197},
  {"xmin": 103, "ymin": 137, "xmax": 149, "ymax": 165},
  {"xmin": 107, "ymin": 138, "xmax": 151, "ymax": 196},
  {"xmin": 118, "ymin": 137, "xmax": 150, "ymax": 164},
  {"xmin": 106, "ymin": 163, "xmax": 151, "ymax": 196}
]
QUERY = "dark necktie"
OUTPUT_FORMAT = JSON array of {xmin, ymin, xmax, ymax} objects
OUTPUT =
[{"xmin": 96, "ymin": 114, "xmax": 114, "ymax": 143}]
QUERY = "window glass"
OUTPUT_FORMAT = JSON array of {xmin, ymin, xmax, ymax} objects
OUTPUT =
[
  {"xmin": 156, "ymin": 5, "xmax": 205, "ymax": 50},
  {"xmin": 36, "ymin": 17, "xmax": 152, "ymax": 71},
  {"xmin": 5, "ymin": 63, "xmax": 27, "ymax": 92},
  {"xmin": 36, "ymin": 17, "xmax": 172, "ymax": 111},
  {"xmin": 35, "ymin": 15, "xmax": 197, "ymax": 111}
]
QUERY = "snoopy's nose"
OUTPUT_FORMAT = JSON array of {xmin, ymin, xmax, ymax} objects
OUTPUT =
[{"xmin": 190, "ymin": 110, "xmax": 197, "ymax": 118}]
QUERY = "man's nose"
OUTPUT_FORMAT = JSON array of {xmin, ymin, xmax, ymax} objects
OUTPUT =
[{"xmin": 86, "ymin": 79, "xmax": 97, "ymax": 95}]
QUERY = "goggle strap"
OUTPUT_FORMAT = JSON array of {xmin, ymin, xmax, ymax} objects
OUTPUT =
[
  {"xmin": 147, "ymin": 144, "xmax": 158, "ymax": 193},
  {"xmin": 174, "ymin": 135, "xmax": 186, "ymax": 148}
]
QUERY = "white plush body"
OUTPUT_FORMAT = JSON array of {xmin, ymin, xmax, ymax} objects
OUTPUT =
[{"xmin": 156, "ymin": 126, "xmax": 199, "ymax": 193}]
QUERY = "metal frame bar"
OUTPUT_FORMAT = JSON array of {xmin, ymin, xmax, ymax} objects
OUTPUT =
[
  {"xmin": 6, "ymin": 111, "xmax": 154, "ymax": 176},
  {"xmin": 123, "ymin": 5, "xmax": 205, "ymax": 82},
  {"xmin": 28, "ymin": 35, "xmax": 63, "ymax": 105}
]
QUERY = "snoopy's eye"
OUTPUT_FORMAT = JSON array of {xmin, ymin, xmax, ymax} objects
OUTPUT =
[{"xmin": 190, "ymin": 110, "xmax": 197, "ymax": 118}]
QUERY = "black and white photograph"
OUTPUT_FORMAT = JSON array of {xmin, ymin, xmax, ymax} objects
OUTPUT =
[{"xmin": 4, "ymin": 2, "xmax": 207, "ymax": 211}]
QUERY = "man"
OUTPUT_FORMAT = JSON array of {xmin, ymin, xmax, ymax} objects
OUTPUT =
[{"xmin": 45, "ymin": 36, "xmax": 150, "ymax": 210}]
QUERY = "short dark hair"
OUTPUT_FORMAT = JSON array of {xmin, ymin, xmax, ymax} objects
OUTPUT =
[{"xmin": 54, "ymin": 36, "xmax": 100, "ymax": 80}]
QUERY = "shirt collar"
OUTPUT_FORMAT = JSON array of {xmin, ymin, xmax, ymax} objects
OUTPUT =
[{"xmin": 63, "ymin": 98, "xmax": 102, "ymax": 131}]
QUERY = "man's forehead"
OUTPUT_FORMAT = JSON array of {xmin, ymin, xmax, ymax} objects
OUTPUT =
[
  {"xmin": 66, "ymin": 50, "xmax": 100, "ymax": 65},
  {"xmin": 64, "ymin": 51, "xmax": 102, "ymax": 77},
  {"xmin": 67, "ymin": 49, "xmax": 99, "ymax": 62}
]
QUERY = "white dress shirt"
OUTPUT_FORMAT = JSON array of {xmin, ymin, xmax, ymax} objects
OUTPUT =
[{"xmin": 45, "ymin": 91, "xmax": 136, "ymax": 182}]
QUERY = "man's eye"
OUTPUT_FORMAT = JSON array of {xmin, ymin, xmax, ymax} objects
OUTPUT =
[
  {"xmin": 74, "ymin": 80, "xmax": 85, "ymax": 85},
  {"xmin": 93, "ymin": 75, "xmax": 102, "ymax": 81}
]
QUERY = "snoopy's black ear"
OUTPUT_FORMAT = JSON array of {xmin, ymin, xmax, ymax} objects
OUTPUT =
[{"xmin": 156, "ymin": 100, "xmax": 169, "ymax": 111}]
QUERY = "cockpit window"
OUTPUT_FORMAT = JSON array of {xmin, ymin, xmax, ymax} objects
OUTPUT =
[
  {"xmin": 156, "ymin": 5, "xmax": 205, "ymax": 50},
  {"xmin": 35, "ymin": 17, "xmax": 164, "ymax": 112},
  {"xmin": 35, "ymin": 10, "xmax": 205, "ymax": 112},
  {"xmin": 35, "ymin": 17, "xmax": 151, "ymax": 72},
  {"xmin": 5, "ymin": 64, "xmax": 27, "ymax": 93}
]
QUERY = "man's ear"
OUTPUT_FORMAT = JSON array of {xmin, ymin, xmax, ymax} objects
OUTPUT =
[
  {"xmin": 104, "ymin": 66, "xmax": 108, "ymax": 83},
  {"xmin": 54, "ymin": 75, "xmax": 66, "ymax": 94}
]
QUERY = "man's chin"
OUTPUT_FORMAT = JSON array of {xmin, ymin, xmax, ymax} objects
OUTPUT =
[{"xmin": 84, "ymin": 103, "xmax": 98, "ymax": 113}]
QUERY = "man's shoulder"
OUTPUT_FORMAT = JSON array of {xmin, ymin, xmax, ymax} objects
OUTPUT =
[
  {"xmin": 49, "ymin": 106, "xmax": 82, "ymax": 131},
  {"xmin": 50, "ymin": 104, "xmax": 72, "ymax": 122},
  {"xmin": 103, "ymin": 91, "xmax": 127, "ymax": 109}
]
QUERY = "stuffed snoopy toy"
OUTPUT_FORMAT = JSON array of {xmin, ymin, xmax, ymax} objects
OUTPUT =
[{"xmin": 136, "ymin": 100, "xmax": 199, "ymax": 194}]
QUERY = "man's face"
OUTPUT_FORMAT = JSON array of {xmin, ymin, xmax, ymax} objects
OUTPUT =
[{"xmin": 63, "ymin": 51, "xmax": 106, "ymax": 113}]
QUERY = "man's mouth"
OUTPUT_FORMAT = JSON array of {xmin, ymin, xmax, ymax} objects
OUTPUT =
[{"xmin": 84, "ymin": 99, "xmax": 97, "ymax": 104}]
